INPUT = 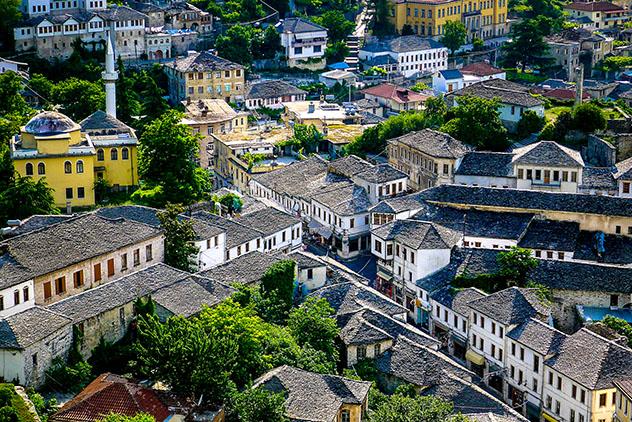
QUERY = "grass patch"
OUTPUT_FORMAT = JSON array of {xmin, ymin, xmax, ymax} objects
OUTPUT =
[
  {"xmin": 505, "ymin": 68, "xmax": 548, "ymax": 84},
  {"xmin": 544, "ymin": 106, "xmax": 572, "ymax": 122}
]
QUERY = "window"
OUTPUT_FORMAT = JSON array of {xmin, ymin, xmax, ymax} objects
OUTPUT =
[
  {"xmin": 66, "ymin": 187, "xmax": 73, "ymax": 199},
  {"xmin": 146, "ymin": 244, "xmax": 153, "ymax": 261},
  {"xmin": 616, "ymin": 225, "xmax": 622, "ymax": 234},
  {"xmin": 32, "ymin": 353, "xmax": 38, "ymax": 368},
  {"xmin": 545, "ymin": 396, "xmax": 552, "ymax": 409},
  {"xmin": 600, "ymin": 393, "xmax": 607, "ymax": 407},
  {"xmin": 533, "ymin": 355, "xmax": 540, "ymax": 373},
  {"xmin": 97, "ymin": 149, "xmax": 104, "ymax": 161},
  {"xmin": 570, "ymin": 409, "xmax": 575, "ymax": 422},
  {"xmin": 557, "ymin": 376, "xmax": 562, "ymax": 390},
  {"xmin": 307, "ymin": 268, "xmax": 313, "ymax": 279},
  {"xmin": 294, "ymin": 47, "xmax": 303, "ymax": 54},
  {"xmin": 23, "ymin": 286, "xmax": 29, "ymax": 302},
  {"xmin": 624, "ymin": 182, "xmax": 631, "ymax": 194},
  {"xmin": 78, "ymin": 187, "xmax": 85, "ymax": 199},
  {"xmin": 511, "ymin": 342, "xmax": 516, "ymax": 356},
  {"xmin": 520, "ymin": 347, "xmax": 525, "ymax": 361},
  {"xmin": 73, "ymin": 270, "xmax": 84, "ymax": 288},
  {"xmin": 374, "ymin": 343, "xmax": 381, "ymax": 356},
  {"xmin": 43, "ymin": 282, "xmax": 52, "ymax": 300},
  {"xmin": 25, "ymin": 163, "xmax": 33, "ymax": 175},
  {"xmin": 111, "ymin": 148, "xmax": 118, "ymax": 160},
  {"xmin": 14, "ymin": 290, "xmax": 19, "ymax": 305},
  {"xmin": 38, "ymin": 162, "xmax": 46, "ymax": 175},
  {"xmin": 107, "ymin": 258, "xmax": 115, "ymax": 276},
  {"xmin": 580, "ymin": 389, "xmax": 586, "ymax": 404},
  {"xmin": 76, "ymin": 160, "xmax": 84, "ymax": 173},
  {"xmin": 55, "ymin": 276, "xmax": 66, "ymax": 295},
  {"xmin": 121, "ymin": 253, "xmax": 128, "ymax": 270},
  {"xmin": 122, "ymin": 148, "xmax": 129, "ymax": 160},
  {"xmin": 134, "ymin": 249, "xmax": 140, "ymax": 266},
  {"xmin": 357, "ymin": 345, "xmax": 367, "ymax": 359},
  {"xmin": 94, "ymin": 263, "xmax": 102, "ymax": 282},
  {"xmin": 532, "ymin": 378, "xmax": 538, "ymax": 392},
  {"xmin": 611, "ymin": 294, "xmax": 619, "ymax": 308},
  {"xmin": 340, "ymin": 409, "xmax": 350, "ymax": 422},
  {"xmin": 548, "ymin": 371, "xmax": 553, "ymax": 385},
  {"xmin": 555, "ymin": 400, "xmax": 560, "ymax": 415}
]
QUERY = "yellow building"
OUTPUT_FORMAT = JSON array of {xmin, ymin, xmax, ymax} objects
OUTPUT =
[
  {"xmin": 164, "ymin": 50, "xmax": 245, "ymax": 104},
  {"xmin": 615, "ymin": 379, "xmax": 632, "ymax": 422},
  {"xmin": 388, "ymin": 0, "xmax": 508, "ymax": 41},
  {"xmin": 10, "ymin": 110, "xmax": 139, "ymax": 208}
]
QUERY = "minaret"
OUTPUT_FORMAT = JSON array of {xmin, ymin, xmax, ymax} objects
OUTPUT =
[{"xmin": 102, "ymin": 31, "xmax": 118, "ymax": 118}]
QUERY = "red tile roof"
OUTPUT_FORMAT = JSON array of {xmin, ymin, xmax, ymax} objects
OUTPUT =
[
  {"xmin": 565, "ymin": 1, "xmax": 624, "ymax": 12},
  {"xmin": 360, "ymin": 83, "xmax": 428, "ymax": 104},
  {"xmin": 460, "ymin": 62, "xmax": 504, "ymax": 77},
  {"xmin": 50, "ymin": 373, "xmax": 172, "ymax": 422},
  {"xmin": 542, "ymin": 88, "xmax": 590, "ymax": 101}
]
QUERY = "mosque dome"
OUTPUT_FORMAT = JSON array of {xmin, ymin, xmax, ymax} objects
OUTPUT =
[{"xmin": 24, "ymin": 111, "xmax": 81, "ymax": 136}]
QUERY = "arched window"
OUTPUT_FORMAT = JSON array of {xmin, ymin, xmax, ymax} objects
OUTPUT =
[
  {"xmin": 64, "ymin": 161, "xmax": 72, "ymax": 174},
  {"xmin": 121, "ymin": 147, "xmax": 129, "ymax": 160},
  {"xmin": 25, "ymin": 163, "xmax": 33, "ymax": 175},
  {"xmin": 111, "ymin": 148, "xmax": 118, "ymax": 160},
  {"xmin": 38, "ymin": 162, "xmax": 45, "ymax": 175},
  {"xmin": 76, "ymin": 160, "xmax": 84, "ymax": 173},
  {"xmin": 97, "ymin": 148, "xmax": 104, "ymax": 161}
]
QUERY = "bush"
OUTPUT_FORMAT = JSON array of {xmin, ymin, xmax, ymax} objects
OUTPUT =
[
  {"xmin": 0, "ymin": 386, "xmax": 13, "ymax": 408},
  {"xmin": 573, "ymin": 103, "xmax": 606, "ymax": 134},
  {"xmin": 0, "ymin": 406, "xmax": 18, "ymax": 422},
  {"xmin": 516, "ymin": 109, "xmax": 545, "ymax": 138},
  {"xmin": 45, "ymin": 358, "xmax": 93, "ymax": 393}
]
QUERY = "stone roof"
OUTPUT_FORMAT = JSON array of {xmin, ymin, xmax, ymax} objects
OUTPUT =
[
  {"xmin": 337, "ymin": 308, "xmax": 440, "ymax": 348},
  {"xmin": 512, "ymin": 141, "xmax": 584, "ymax": 167},
  {"xmin": 460, "ymin": 62, "xmax": 504, "ymax": 77},
  {"xmin": 372, "ymin": 219, "xmax": 461, "ymax": 250},
  {"xmin": 191, "ymin": 211, "xmax": 261, "ymax": 249},
  {"xmin": 422, "ymin": 373, "xmax": 528, "ymax": 421},
  {"xmin": 152, "ymin": 275, "xmax": 235, "ymax": 317},
  {"xmin": 2, "ymin": 214, "xmax": 76, "ymax": 238},
  {"xmin": 165, "ymin": 50, "xmax": 243, "ymax": 73},
  {"xmin": 79, "ymin": 110, "xmax": 135, "ymax": 136},
  {"xmin": 312, "ymin": 182, "xmax": 371, "ymax": 216},
  {"xmin": 0, "ymin": 213, "xmax": 161, "ymax": 290},
  {"xmin": 507, "ymin": 317, "xmax": 566, "ymax": 356},
  {"xmin": 615, "ymin": 379, "xmax": 632, "ymax": 400},
  {"xmin": 417, "ymin": 184, "xmax": 632, "ymax": 218},
  {"xmin": 234, "ymin": 207, "xmax": 300, "ymax": 237},
  {"xmin": 388, "ymin": 128, "xmax": 471, "ymax": 159},
  {"xmin": 309, "ymin": 281, "xmax": 406, "ymax": 318},
  {"xmin": 448, "ymin": 79, "xmax": 544, "ymax": 107},
  {"xmin": 615, "ymin": 156, "xmax": 632, "ymax": 181},
  {"xmin": 0, "ymin": 306, "xmax": 71, "ymax": 349},
  {"xmin": 182, "ymin": 99, "xmax": 238, "ymax": 124},
  {"xmin": 545, "ymin": 328, "xmax": 632, "ymax": 390},
  {"xmin": 360, "ymin": 83, "xmax": 428, "ymax": 104},
  {"xmin": 354, "ymin": 164, "xmax": 408, "ymax": 184},
  {"xmin": 517, "ymin": 219, "xmax": 580, "ymax": 252},
  {"xmin": 50, "ymin": 373, "xmax": 171, "ymax": 422},
  {"xmin": 245, "ymin": 80, "xmax": 306, "ymax": 100},
  {"xmin": 254, "ymin": 366, "xmax": 370, "ymax": 422},
  {"xmin": 430, "ymin": 286, "xmax": 487, "ymax": 317},
  {"xmin": 328, "ymin": 155, "xmax": 373, "ymax": 178},
  {"xmin": 531, "ymin": 257, "xmax": 632, "ymax": 293},
  {"xmin": 96, "ymin": 5, "xmax": 148, "ymax": 21},
  {"xmin": 361, "ymin": 35, "xmax": 445, "ymax": 54},
  {"xmin": 375, "ymin": 337, "xmax": 473, "ymax": 387},
  {"xmin": 275, "ymin": 17, "xmax": 326, "ymax": 33},
  {"xmin": 565, "ymin": 1, "xmax": 624, "ymax": 11},
  {"xmin": 198, "ymin": 251, "xmax": 283, "ymax": 285},
  {"xmin": 467, "ymin": 287, "xmax": 551, "ymax": 326},
  {"xmin": 581, "ymin": 167, "xmax": 617, "ymax": 191},
  {"xmin": 412, "ymin": 205, "xmax": 534, "ymax": 240},
  {"xmin": 439, "ymin": 69, "xmax": 463, "ymax": 80},
  {"xmin": 48, "ymin": 264, "xmax": 188, "ymax": 323},
  {"xmin": 288, "ymin": 251, "xmax": 326, "ymax": 269},
  {"xmin": 454, "ymin": 151, "xmax": 515, "ymax": 177},
  {"xmin": 573, "ymin": 230, "xmax": 632, "ymax": 265}
]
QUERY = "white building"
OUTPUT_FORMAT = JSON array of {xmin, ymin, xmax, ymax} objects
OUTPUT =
[
  {"xmin": 359, "ymin": 35, "xmax": 448, "ymax": 78},
  {"xmin": 275, "ymin": 17, "xmax": 328, "ymax": 70},
  {"xmin": 245, "ymin": 80, "xmax": 307, "ymax": 110}
]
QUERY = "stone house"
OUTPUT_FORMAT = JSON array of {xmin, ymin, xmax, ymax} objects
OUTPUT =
[{"xmin": 244, "ymin": 80, "xmax": 307, "ymax": 110}]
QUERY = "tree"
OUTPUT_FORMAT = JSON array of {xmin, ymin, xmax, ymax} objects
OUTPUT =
[
  {"xmin": 290, "ymin": 124, "xmax": 322, "ymax": 154},
  {"xmin": 265, "ymin": 0, "xmax": 290, "ymax": 17},
  {"xmin": 260, "ymin": 25, "xmax": 282, "ymax": 59},
  {"xmin": 0, "ymin": 173, "xmax": 58, "ymax": 226},
  {"xmin": 215, "ymin": 25, "xmax": 255, "ymax": 66},
  {"xmin": 288, "ymin": 297, "xmax": 339, "ymax": 357},
  {"xmin": 116, "ymin": 57, "xmax": 141, "ymax": 125},
  {"xmin": 325, "ymin": 41, "xmax": 349, "ymax": 64},
  {"xmin": 260, "ymin": 260, "xmax": 296, "ymax": 324},
  {"xmin": 51, "ymin": 77, "xmax": 105, "ymax": 121},
  {"xmin": 136, "ymin": 313, "xmax": 237, "ymax": 405},
  {"xmin": 440, "ymin": 21, "xmax": 467, "ymax": 55},
  {"xmin": 472, "ymin": 37, "xmax": 485, "ymax": 51},
  {"xmin": 497, "ymin": 247, "xmax": 538, "ymax": 287},
  {"xmin": 226, "ymin": 388, "xmax": 289, "ymax": 422},
  {"xmin": 0, "ymin": 71, "xmax": 33, "ymax": 124},
  {"xmin": 401, "ymin": 24, "xmax": 415, "ymax": 36},
  {"xmin": 157, "ymin": 204, "xmax": 199, "ymax": 272},
  {"xmin": 440, "ymin": 95, "xmax": 508, "ymax": 151},
  {"xmin": 0, "ymin": 406, "xmax": 18, "ymax": 422},
  {"xmin": 313, "ymin": 11, "xmax": 355, "ymax": 42},
  {"xmin": 516, "ymin": 109, "xmax": 545, "ymax": 138},
  {"xmin": 97, "ymin": 414, "xmax": 156, "ymax": 422},
  {"xmin": 372, "ymin": 391, "xmax": 469, "ymax": 422},
  {"xmin": 138, "ymin": 73, "xmax": 168, "ymax": 127},
  {"xmin": 538, "ymin": 109, "xmax": 573, "ymax": 142},
  {"xmin": 602, "ymin": 315, "xmax": 632, "ymax": 348},
  {"xmin": 502, "ymin": 18, "xmax": 553, "ymax": 71},
  {"xmin": 423, "ymin": 96, "xmax": 448, "ymax": 127},
  {"xmin": 135, "ymin": 110, "xmax": 212, "ymax": 206},
  {"xmin": 573, "ymin": 103, "xmax": 606, "ymax": 134},
  {"xmin": 0, "ymin": 0, "xmax": 21, "ymax": 50},
  {"xmin": 372, "ymin": 0, "xmax": 396, "ymax": 35}
]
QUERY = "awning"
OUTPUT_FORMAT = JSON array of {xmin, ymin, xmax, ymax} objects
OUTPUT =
[
  {"xmin": 307, "ymin": 220, "xmax": 333, "ymax": 239},
  {"xmin": 542, "ymin": 411, "xmax": 559, "ymax": 422},
  {"xmin": 307, "ymin": 219, "xmax": 322, "ymax": 229},
  {"xmin": 377, "ymin": 270, "xmax": 393, "ymax": 281},
  {"xmin": 465, "ymin": 348, "xmax": 485, "ymax": 366}
]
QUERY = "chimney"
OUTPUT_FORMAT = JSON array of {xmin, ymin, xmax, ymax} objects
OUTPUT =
[{"xmin": 308, "ymin": 102, "xmax": 315, "ymax": 113}]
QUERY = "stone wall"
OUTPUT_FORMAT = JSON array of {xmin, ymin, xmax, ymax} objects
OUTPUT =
[
  {"xmin": 551, "ymin": 289, "xmax": 629, "ymax": 332},
  {"xmin": 79, "ymin": 302, "xmax": 136, "ymax": 358},
  {"xmin": 23, "ymin": 324, "xmax": 73, "ymax": 387},
  {"xmin": 583, "ymin": 135, "xmax": 616, "ymax": 167}
]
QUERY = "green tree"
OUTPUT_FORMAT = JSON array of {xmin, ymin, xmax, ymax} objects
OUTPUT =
[
  {"xmin": 372, "ymin": 0, "xmax": 396, "ymax": 35},
  {"xmin": 313, "ymin": 11, "xmax": 355, "ymax": 42},
  {"xmin": 288, "ymin": 297, "xmax": 339, "ymax": 357},
  {"xmin": 116, "ymin": 57, "xmax": 141, "ymax": 125},
  {"xmin": 136, "ymin": 313, "xmax": 237, "ymax": 405},
  {"xmin": 260, "ymin": 260, "xmax": 296, "ymax": 324},
  {"xmin": 497, "ymin": 246, "xmax": 538, "ymax": 287},
  {"xmin": 226, "ymin": 388, "xmax": 289, "ymax": 422},
  {"xmin": 0, "ymin": 173, "xmax": 58, "ymax": 226},
  {"xmin": 215, "ymin": 25, "xmax": 255, "ymax": 66},
  {"xmin": 503, "ymin": 18, "xmax": 553, "ymax": 71},
  {"xmin": 424, "ymin": 96, "xmax": 448, "ymax": 127},
  {"xmin": 325, "ymin": 41, "xmax": 349, "ymax": 64},
  {"xmin": 602, "ymin": 315, "xmax": 632, "ymax": 348},
  {"xmin": 290, "ymin": 124, "xmax": 322, "ymax": 154},
  {"xmin": 372, "ymin": 391, "xmax": 469, "ymax": 422},
  {"xmin": 0, "ymin": 406, "xmax": 18, "ymax": 422},
  {"xmin": 538, "ymin": 109, "xmax": 573, "ymax": 142},
  {"xmin": 440, "ymin": 95, "xmax": 508, "ymax": 151},
  {"xmin": 573, "ymin": 103, "xmax": 606, "ymax": 134},
  {"xmin": 266, "ymin": 0, "xmax": 290, "ymax": 17},
  {"xmin": 97, "ymin": 414, "xmax": 156, "ymax": 422},
  {"xmin": 0, "ymin": 71, "xmax": 33, "ymax": 124},
  {"xmin": 260, "ymin": 25, "xmax": 282, "ymax": 59},
  {"xmin": 440, "ymin": 20, "xmax": 467, "ymax": 55},
  {"xmin": 157, "ymin": 204, "xmax": 199, "ymax": 272},
  {"xmin": 135, "ymin": 110, "xmax": 212, "ymax": 205},
  {"xmin": 0, "ymin": 0, "xmax": 21, "ymax": 50},
  {"xmin": 138, "ymin": 74, "xmax": 168, "ymax": 127},
  {"xmin": 516, "ymin": 109, "xmax": 545, "ymax": 138},
  {"xmin": 401, "ymin": 24, "xmax": 415, "ymax": 36},
  {"xmin": 472, "ymin": 37, "xmax": 485, "ymax": 51},
  {"xmin": 51, "ymin": 77, "xmax": 105, "ymax": 121}
]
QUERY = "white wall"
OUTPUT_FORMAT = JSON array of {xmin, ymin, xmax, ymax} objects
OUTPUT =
[
  {"xmin": 454, "ymin": 175, "xmax": 517, "ymax": 188},
  {"xmin": 0, "ymin": 280, "xmax": 35, "ymax": 317},
  {"xmin": 196, "ymin": 232, "xmax": 227, "ymax": 271}
]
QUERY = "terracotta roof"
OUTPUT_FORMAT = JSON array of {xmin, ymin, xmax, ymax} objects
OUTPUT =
[
  {"xmin": 50, "ymin": 373, "xmax": 171, "ymax": 422},
  {"xmin": 360, "ymin": 83, "xmax": 428, "ymax": 104},
  {"xmin": 565, "ymin": 1, "xmax": 624, "ymax": 12},
  {"xmin": 460, "ymin": 62, "xmax": 504, "ymax": 77},
  {"xmin": 542, "ymin": 88, "xmax": 590, "ymax": 101}
]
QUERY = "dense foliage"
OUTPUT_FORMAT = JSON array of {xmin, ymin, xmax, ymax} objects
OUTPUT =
[
  {"xmin": 440, "ymin": 21, "xmax": 467, "ymax": 55},
  {"xmin": 602, "ymin": 315, "xmax": 632, "ymax": 348},
  {"xmin": 225, "ymin": 388, "xmax": 289, "ymax": 422},
  {"xmin": 157, "ymin": 204, "xmax": 200, "ymax": 272}
]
